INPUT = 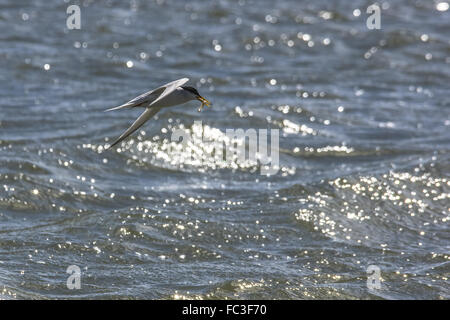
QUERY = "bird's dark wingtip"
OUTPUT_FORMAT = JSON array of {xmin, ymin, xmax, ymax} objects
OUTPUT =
[
  {"xmin": 104, "ymin": 143, "xmax": 114, "ymax": 150},
  {"xmin": 106, "ymin": 139, "xmax": 121, "ymax": 150}
]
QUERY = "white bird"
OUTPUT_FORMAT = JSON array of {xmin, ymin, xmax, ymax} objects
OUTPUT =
[{"xmin": 105, "ymin": 78, "xmax": 211, "ymax": 149}]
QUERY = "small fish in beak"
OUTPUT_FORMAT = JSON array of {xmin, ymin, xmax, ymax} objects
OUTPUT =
[{"xmin": 197, "ymin": 96, "xmax": 211, "ymax": 112}]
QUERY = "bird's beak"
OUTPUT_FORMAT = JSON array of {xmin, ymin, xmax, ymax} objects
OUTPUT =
[{"xmin": 197, "ymin": 96, "xmax": 211, "ymax": 112}]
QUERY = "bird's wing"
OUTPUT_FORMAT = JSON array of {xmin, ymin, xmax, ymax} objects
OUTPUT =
[
  {"xmin": 107, "ymin": 106, "xmax": 162, "ymax": 149},
  {"xmin": 105, "ymin": 88, "xmax": 164, "ymax": 112},
  {"xmin": 105, "ymin": 78, "xmax": 189, "ymax": 112},
  {"xmin": 147, "ymin": 78, "xmax": 189, "ymax": 108}
]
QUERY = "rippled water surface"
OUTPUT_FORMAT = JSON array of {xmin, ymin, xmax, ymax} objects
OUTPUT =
[{"xmin": 1, "ymin": 0, "xmax": 449, "ymax": 299}]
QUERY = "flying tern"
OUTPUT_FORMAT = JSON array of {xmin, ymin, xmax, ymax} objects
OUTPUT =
[{"xmin": 105, "ymin": 78, "xmax": 211, "ymax": 149}]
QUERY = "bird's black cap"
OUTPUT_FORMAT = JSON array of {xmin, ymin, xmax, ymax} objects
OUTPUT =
[{"xmin": 181, "ymin": 86, "xmax": 200, "ymax": 96}]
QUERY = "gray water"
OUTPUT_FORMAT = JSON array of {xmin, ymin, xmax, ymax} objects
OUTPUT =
[{"xmin": 0, "ymin": 0, "xmax": 449, "ymax": 299}]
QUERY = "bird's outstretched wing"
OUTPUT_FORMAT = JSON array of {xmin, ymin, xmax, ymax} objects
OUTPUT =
[
  {"xmin": 107, "ymin": 107, "xmax": 162, "ymax": 149},
  {"xmin": 105, "ymin": 78, "xmax": 189, "ymax": 112}
]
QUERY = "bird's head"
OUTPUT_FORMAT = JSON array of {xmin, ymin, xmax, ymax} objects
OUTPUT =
[{"xmin": 181, "ymin": 86, "xmax": 211, "ymax": 112}]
